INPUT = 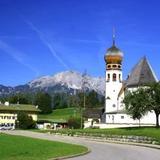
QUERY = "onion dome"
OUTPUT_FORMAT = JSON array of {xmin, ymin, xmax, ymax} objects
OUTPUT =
[{"xmin": 104, "ymin": 38, "xmax": 123, "ymax": 65}]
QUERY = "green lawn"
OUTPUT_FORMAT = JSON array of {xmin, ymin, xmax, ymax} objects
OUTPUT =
[
  {"xmin": 38, "ymin": 108, "xmax": 80, "ymax": 122},
  {"xmin": 48, "ymin": 127, "xmax": 160, "ymax": 143},
  {"xmin": 0, "ymin": 133, "xmax": 87, "ymax": 160}
]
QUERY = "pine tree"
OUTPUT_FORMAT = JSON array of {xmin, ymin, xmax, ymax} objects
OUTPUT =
[{"xmin": 35, "ymin": 92, "xmax": 52, "ymax": 114}]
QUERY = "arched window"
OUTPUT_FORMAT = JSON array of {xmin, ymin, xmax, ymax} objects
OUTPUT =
[
  {"xmin": 119, "ymin": 74, "xmax": 121, "ymax": 82},
  {"xmin": 107, "ymin": 74, "xmax": 110, "ymax": 82},
  {"xmin": 113, "ymin": 73, "xmax": 116, "ymax": 81}
]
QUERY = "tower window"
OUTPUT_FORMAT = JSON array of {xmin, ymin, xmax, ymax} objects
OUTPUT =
[
  {"xmin": 108, "ymin": 65, "xmax": 111, "ymax": 69},
  {"xmin": 119, "ymin": 74, "xmax": 121, "ymax": 82},
  {"xmin": 107, "ymin": 74, "xmax": 110, "ymax": 82},
  {"xmin": 113, "ymin": 73, "xmax": 116, "ymax": 81},
  {"xmin": 113, "ymin": 65, "xmax": 117, "ymax": 68}
]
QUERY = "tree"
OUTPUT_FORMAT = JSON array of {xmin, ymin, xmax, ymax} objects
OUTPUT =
[
  {"xmin": 16, "ymin": 112, "xmax": 36, "ymax": 129},
  {"xmin": 5, "ymin": 93, "xmax": 30, "ymax": 104},
  {"xmin": 123, "ymin": 88, "xmax": 149, "ymax": 125},
  {"xmin": 147, "ymin": 82, "xmax": 160, "ymax": 127},
  {"xmin": 35, "ymin": 92, "xmax": 52, "ymax": 114},
  {"xmin": 53, "ymin": 93, "xmax": 68, "ymax": 109},
  {"xmin": 86, "ymin": 90, "xmax": 100, "ymax": 107},
  {"xmin": 67, "ymin": 116, "xmax": 82, "ymax": 129}
]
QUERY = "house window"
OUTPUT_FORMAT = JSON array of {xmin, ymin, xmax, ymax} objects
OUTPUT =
[
  {"xmin": 121, "ymin": 116, "xmax": 124, "ymax": 119},
  {"xmin": 113, "ymin": 73, "xmax": 116, "ymax": 81}
]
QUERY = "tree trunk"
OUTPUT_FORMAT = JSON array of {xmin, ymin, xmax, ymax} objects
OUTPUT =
[
  {"xmin": 155, "ymin": 112, "xmax": 159, "ymax": 128},
  {"xmin": 138, "ymin": 119, "xmax": 141, "ymax": 127}
]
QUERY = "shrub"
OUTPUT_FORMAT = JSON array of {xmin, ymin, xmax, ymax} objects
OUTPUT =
[
  {"xmin": 67, "ymin": 117, "xmax": 82, "ymax": 129},
  {"xmin": 16, "ymin": 112, "xmax": 36, "ymax": 129}
]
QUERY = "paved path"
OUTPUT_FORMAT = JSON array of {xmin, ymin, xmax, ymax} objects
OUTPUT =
[{"xmin": 2, "ymin": 130, "xmax": 160, "ymax": 160}]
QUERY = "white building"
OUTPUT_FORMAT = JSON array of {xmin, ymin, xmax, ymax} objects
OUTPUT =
[
  {"xmin": 104, "ymin": 38, "xmax": 159, "ymax": 125},
  {"xmin": 0, "ymin": 103, "xmax": 40, "ymax": 130}
]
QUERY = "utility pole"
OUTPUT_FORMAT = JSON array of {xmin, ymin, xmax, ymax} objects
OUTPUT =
[{"xmin": 81, "ymin": 70, "xmax": 87, "ymax": 129}]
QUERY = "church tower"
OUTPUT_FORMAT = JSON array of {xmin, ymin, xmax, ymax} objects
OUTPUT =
[{"xmin": 104, "ymin": 33, "xmax": 123, "ymax": 123}]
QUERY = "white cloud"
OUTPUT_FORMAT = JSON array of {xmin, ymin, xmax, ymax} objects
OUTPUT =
[{"xmin": 25, "ymin": 20, "xmax": 69, "ymax": 69}]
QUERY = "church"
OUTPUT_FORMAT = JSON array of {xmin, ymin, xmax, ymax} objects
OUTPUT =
[{"xmin": 104, "ymin": 37, "xmax": 159, "ymax": 125}]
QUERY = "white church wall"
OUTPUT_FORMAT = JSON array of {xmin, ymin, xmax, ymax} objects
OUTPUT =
[
  {"xmin": 105, "ymin": 70, "xmax": 123, "ymax": 112},
  {"xmin": 106, "ymin": 111, "xmax": 159, "ymax": 125}
]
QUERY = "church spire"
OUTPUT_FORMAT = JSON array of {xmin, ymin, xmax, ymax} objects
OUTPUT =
[{"xmin": 112, "ymin": 27, "xmax": 116, "ymax": 46}]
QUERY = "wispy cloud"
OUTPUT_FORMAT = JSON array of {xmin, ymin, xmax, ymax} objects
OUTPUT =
[
  {"xmin": 24, "ymin": 20, "xmax": 69, "ymax": 69},
  {"xmin": 0, "ymin": 40, "xmax": 39, "ymax": 76}
]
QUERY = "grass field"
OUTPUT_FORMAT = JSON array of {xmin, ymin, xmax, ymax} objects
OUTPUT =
[
  {"xmin": 38, "ymin": 108, "xmax": 80, "ymax": 122},
  {"xmin": 45, "ymin": 127, "xmax": 160, "ymax": 143},
  {"xmin": 0, "ymin": 133, "xmax": 87, "ymax": 160}
]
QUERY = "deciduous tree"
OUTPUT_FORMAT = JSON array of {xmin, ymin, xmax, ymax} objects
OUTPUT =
[
  {"xmin": 123, "ymin": 88, "xmax": 149, "ymax": 125},
  {"xmin": 147, "ymin": 82, "xmax": 160, "ymax": 127}
]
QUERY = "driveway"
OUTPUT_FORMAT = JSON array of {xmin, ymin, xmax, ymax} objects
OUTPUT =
[{"xmin": 2, "ymin": 130, "xmax": 160, "ymax": 160}]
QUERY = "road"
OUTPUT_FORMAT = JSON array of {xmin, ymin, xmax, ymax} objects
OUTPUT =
[{"xmin": 2, "ymin": 130, "xmax": 160, "ymax": 160}]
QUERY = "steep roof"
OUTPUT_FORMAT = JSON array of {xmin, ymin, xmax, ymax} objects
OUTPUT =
[
  {"xmin": 83, "ymin": 108, "xmax": 104, "ymax": 119},
  {"xmin": 126, "ymin": 57, "xmax": 158, "ymax": 87}
]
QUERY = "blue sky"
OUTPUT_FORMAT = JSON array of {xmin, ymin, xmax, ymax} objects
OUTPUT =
[{"xmin": 0, "ymin": 0, "xmax": 160, "ymax": 86}]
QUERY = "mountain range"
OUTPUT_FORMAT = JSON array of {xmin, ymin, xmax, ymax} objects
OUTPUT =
[{"xmin": 0, "ymin": 71, "xmax": 105, "ymax": 96}]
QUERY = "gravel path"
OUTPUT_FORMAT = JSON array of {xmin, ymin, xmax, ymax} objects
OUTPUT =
[{"xmin": 2, "ymin": 130, "xmax": 160, "ymax": 160}]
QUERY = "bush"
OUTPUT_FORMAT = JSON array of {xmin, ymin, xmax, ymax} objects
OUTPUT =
[
  {"xmin": 67, "ymin": 117, "xmax": 82, "ymax": 129},
  {"xmin": 16, "ymin": 112, "xmax": 36, "ymax": 129}
]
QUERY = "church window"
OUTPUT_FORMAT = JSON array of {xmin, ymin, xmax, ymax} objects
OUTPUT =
[
  {"xmin": 113, "ymin": 65, "xmax": 117, "ymax": 68},
  {"xmin": 119, "ymin": 74, "xmax": 121, "ymax": 82},
  {"xmin": 107, "ymin": 74, "xmax": 110, "ymax": 82},
  {"xmin": 108, "ymin": 65, "xmax": 111, "ymax": 68},
  {"xmin": 118, "ymin": 65, "xmax": 121, "ymax": 69},
  {"xmin": 113, "ymin": 73, "xmax": 116, "ymax": 81},
  {"xmin": 112, "ymin": 104, "xmax": 116, "ymax": 108}
]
